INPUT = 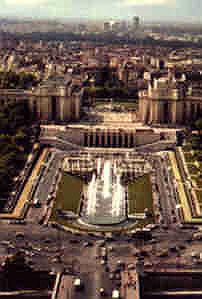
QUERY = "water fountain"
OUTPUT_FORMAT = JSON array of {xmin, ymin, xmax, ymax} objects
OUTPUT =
[
  {"xmin": 83, "ymin": 158, "xmax": 127, "ymax": 225},
  {"xmin": 86, "ymin": 172, "xmax": 97, "ymax": 217}
]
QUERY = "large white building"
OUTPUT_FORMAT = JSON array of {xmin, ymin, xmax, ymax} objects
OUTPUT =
[{"xmin": 139, "ymin": 76, "xmax": 202, "ymax": 125}]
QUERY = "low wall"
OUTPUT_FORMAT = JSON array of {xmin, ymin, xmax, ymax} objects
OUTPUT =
[{"xmin": 140, "ymin": 271, "xmax": 202, "ymax": 299}]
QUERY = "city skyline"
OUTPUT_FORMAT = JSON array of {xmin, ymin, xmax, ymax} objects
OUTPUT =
[{"xmin": 0, "ymin": 0, "xmax": 202, "ymax": 22}]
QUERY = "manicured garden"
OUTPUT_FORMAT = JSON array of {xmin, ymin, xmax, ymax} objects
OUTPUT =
[
  {"xmin": 128, "ymin": 174, "xmax": 154, "ymax": 228},
  {"xmin": 128, "ymin": 174, "xmax": 153, "ymax": 215},
  {"xmin": 51, "ymin": 172, "xmax": 154, "ymax": 231},
  {"xmin": 95, "ymin": 100, "xmax": 138, "ymax": 110},
  {"xmin": 51, "ymin": 173, "xmax": 83, "ymax": 224},
  {"xmin": 182, "ymin": 123, "xmax": 202, "ymax": 213},
  {"xmin": 187, "ymin": 163, "xmax": 200, "ymax": 175},
  {"xmin": 196, "ymin": 190, "xmax": 202, "ymax": 204}
]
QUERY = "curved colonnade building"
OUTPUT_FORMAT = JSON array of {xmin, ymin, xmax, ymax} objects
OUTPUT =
[
  {"xmin": 139, "ymin": 77, "xmax": 202, "ymax": 125},
  {"xmin": 0, "ymin": 77, "xmax": 82, "ymax": 123},
  {"xmin": 0, "ymin": 74, "xmax": 201, "ymax": 129}
]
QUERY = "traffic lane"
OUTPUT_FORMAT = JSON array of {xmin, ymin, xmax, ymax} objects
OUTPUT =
[
  {"xmin": 161, "ymin": 157, "xmax": 179, "ymax": 221},
  {"xmin": 27, "ymin": 152, "xmax": 61, "ymax": 222},
  {"xmin": 155, "ymin": 159, "xmax": 173, "ymax": 225},
  {"xmin": 0, "ymin": 224, "xmax": 196, "ymax": 265},
  {"xmin": 0, "ymin": 222, "xmax": 195, "ymax": 245},
  {"xmin": 36, "ymin": 154, "xmax": 60, "ymax": 200},
  {"xmin": 54, "ymin": 243, "xmax": 119, "ymax": 299},
  {"xmin": 57, "ymin": 275, "xmax": 74, "ymax": 299},
  {"xmin": 0, "ymin": 223, "xmax": 102, "ymax": 246},
  {"xmin": 71, "ymin": 266, "xmax": 117, "ymax": 299}
]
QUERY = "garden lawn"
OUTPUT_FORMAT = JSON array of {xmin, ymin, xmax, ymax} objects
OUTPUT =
[
  {"xmin": 128, "ymin": 174, "xmax": 153, "ymax": 215},
  {"xmin": 51, "ymin": 173, "xmax": 83, "ymax": 223}
]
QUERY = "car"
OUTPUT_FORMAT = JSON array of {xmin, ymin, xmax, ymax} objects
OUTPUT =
[
  {"xmin": 116, "ymin": 281, "xmax": 122, "ymax": 287},
  {"xmin": 47, "ymin": 195, "xmax": 52, "ymax": 204},
  {"xmin": 69, "ymin": 239, "xmax": 80, "ymax": 244},
  {"xmin": 191, "ymin": 251, "xmax": 198, "ymax": 258},
  {"xmin": 185, "ymin": 238, "xmax": 193, "ymax": 243},
  {"xmin": 101, "ymin": 247, "xmax": 107, "ymax": 254},
  {"xmin": 172, "ymin": 216, "xmax": 177, "ymax": 223},
  {"xmin": 15, "ymin": 232, "xmax": 25, "ymax": 240},
  {"xmin": 112, "ymin": 289, "xmax": 120, "ymax": 299},
  {"xmin": 12, "ymin": 219, "xmax": 26, "ymax": 225},
  {"xmin": 169, "ymin": 246, "xmax": 178, "ymax": 253},
  {"xmin": 8, "ymin": 244, "xmax": 15, "ymax": 250},
  {"xmin": 1, "ymin": 241, "xmax": 10, "ymax": 246},
  {"xmin": 115, "ymin": 273, "xmax": 121, "ymax": 280},
  {"xmin": 96, "ymin": 240, "xmax": 105, "ymax": 247},
  {"xmin": 179, "ymin": 224, "xmax": 197, "ymax": 230},
  {"xmin": 33, "ymin": 198, "xmax": 41, "ymax": 208},
  {"xmin": 99, "ymin": 288, "xmax": 106, "ymax": 296},
  {"xmin": 114, "ymin": 267, "xmax": 121, "ymax": 274},
  {"xmin": 74, "ymin": 278, "xmax": 84, "ymax": 291},
  {"xmin": 157, "ymin": 250, "xmax": 169, "ymax": 258},
  {"xmin": 105, "ymin": 236, "xmax": 115, "ymax": 242},
  {"xmin": 105, "ymin": 265, "xmax": 110, "ymax": 272},
  {"xmin": 52, "ymin": 258, "xmax": 59, "ymax": 263},
  {"xmin": 140, "ymin": 250, "xmax": 149, "ymax": 257},
  {"xmin": 127, "ymin": 264, "xmax": 135, "ymax": 270},
  {"xmin": 88, "ymin": 233, "xmax": 95, "ymax": 237},
  {"xmin": 117, "ymin": 260, "xmax": 125, "ymax": 269},
  {"xmin": 109, "ymin": 273, "xmax": 114, "ymax": 280},
  {"xmin": 149, "ymin": 239, "xmax": 157, "ymax": 244},
  {"xmin": 100, "ymin": 259, "xmax": 106, "ymax": 265},
  {"xmin": 83, "ymin": 241, "xmax": 93, "ymax": 247},
  {"xmin": 108, "ymin": 246, "xmax": 114, "ymax": 252},
  {"xmin": 27, "ymin": 260, "xmax": 34, "ymax": 266}
]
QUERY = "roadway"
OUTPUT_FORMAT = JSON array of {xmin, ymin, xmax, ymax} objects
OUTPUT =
[
  {"xmin": 26, "ymin": 150, "xmax": 64, "ymax": 223},
  {"xmin": 154, "ymin": 153, "xmax": 179, "ymax": 226},
  {"xmin": 0, "ymin": 221, "xmax": 199, "ymax": 298}
]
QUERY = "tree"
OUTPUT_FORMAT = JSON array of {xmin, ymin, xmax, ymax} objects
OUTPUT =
[
  {"xmin": 0, "ymin": 71, "xmax": 38, "ymax": 89},
  {"xmin": 195, "ymin": 118, "xmax": 202, "ymax": 136},
  {"xmin": 0, "ymin": 101, "xmax": 34, "ymax": 199}
]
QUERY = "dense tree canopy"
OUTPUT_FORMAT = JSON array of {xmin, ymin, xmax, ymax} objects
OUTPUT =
[
  {"xmin": 195, "ymin": 118, "xmax": 202, "ymax": 136},
  {"xmin": 0, "ymin": 71, "xmax": 38, "ymax": 89},
  {"xmin": 83, "ymin": 86, "xmax": 138, "ymax": 100},
  {"xmin": 0, "ymin": 101, "xmax": 34, "ymax": 198}
]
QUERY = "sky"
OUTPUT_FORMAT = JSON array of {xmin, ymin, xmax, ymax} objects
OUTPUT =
[{"xmin": 0, "ymin": 0, "xmax": 202, "ymax": 22}]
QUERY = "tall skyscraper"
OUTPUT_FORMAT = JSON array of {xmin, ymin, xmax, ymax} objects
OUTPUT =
[
  {"xmin": 104, "ymin": 22, "xmax": 111, "ymax": 32},
  {"xmin": 133, "ymin": 16, "xmax": 140, "ymax": 31}
]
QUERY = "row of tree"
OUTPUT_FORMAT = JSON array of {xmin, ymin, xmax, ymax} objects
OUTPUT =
[{"xmin": 83, "ymin": 86, "xmax": 138, "ymax": 100}]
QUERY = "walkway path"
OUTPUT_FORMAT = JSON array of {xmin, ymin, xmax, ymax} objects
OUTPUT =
[{"xmin": 169, "ymin": 152, "xmax": 192, "ymax": 222}]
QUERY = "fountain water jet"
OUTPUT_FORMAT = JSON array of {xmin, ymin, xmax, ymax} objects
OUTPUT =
[{"xmin": 83, "ymin": 158, "xmax": 126, "ymax": 225}]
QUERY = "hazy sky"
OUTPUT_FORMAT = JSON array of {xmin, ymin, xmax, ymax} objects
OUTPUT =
[{"xmin": 0, "ymin": 0, "xmax": 202, "ymax": 22}]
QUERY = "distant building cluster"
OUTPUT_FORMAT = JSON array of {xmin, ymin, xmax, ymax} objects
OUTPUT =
[
  {"xmin": 0, "ymin": 36, "xmax": 201, "ymax": 124},
  {"xmin": 103, "ymin": 16, "xmax": 140, "ymax": 33}
]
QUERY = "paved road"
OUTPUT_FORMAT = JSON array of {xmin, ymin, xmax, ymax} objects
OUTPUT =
[
  {"xmin": 57, "ymin": 275, "xmax": 73, "ymax": 299},
  {"xmin": 27, "ymin": 150, "xmax": 63, "ymax": 223},
  {"xmin": 155, "ymin": 155, "xmax": 176, "ymax": 225},
  {"xmin": 0, "ymin": 221, "xmax": 199, "ymax": 299}
]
